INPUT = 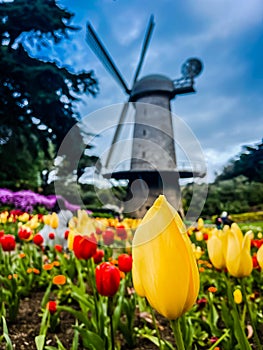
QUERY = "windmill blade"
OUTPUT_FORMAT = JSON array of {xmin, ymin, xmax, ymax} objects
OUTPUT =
[
  {"xmin": 86, "ymin": 22, "xmax": 130, "ymax": 94},
  {"xmin": 104, "ymin": 102, "xmax": 130, "ymax": 169},
  {"xmin": 132, "ymin": 15, "xmax": 155, "ymax": 86}
]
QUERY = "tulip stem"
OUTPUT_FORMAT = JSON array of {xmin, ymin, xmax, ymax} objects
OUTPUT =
[
  {"xmin": 239, "ymin": 278, "xmax": 262, "ymax": 350},
  {"xmin": 170, "ymin": 318, "xmax": 185, "ymax": 350},
  {"xmin": 149, "ymin": 306, "xmax": 163, "ymax": 349},
  {"xmin": 108, "ymin": 297, "xmax": 115, "ymax": 350},
  {"xmin": 224, "ymin": 274, "xmax": 252, "ymax": 350}
]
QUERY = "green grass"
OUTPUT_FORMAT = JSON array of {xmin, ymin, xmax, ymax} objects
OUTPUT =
[{"xmin": 238, "ymin": 221, "xmax": 263, "ymax": 234}]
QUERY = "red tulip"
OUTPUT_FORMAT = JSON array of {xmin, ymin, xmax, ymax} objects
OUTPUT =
[
  {"xmin": 203, "ymin": 233, "xmax": 209, "ymax": 241},
  {"xmin": 116, "ymin": 225, "xmax": 127, "ymax": 240},
  {"xmin": 18, "ymin": 228, "xmax": 31, "ymax": 240},
  {"xmin": 118, "ymin": 253, "xmax": 133, "ymax": 272},
  {"xmin": 96, "ymin": 262, "xmax": 120, "ymax": 297},
  {"xmin": 251, "ymin": 239, "xmax": 263, "ymax": 249},
  {"xmin": 33, "ymin": 233, "xmax": 44, "ymax": 246},
  {"xmin": 252, "ymin": 253, "xmax": 260, "ymax": 269},
  {"xmin": 47, "ymin": 300, "xmax": 57, "ymax": 314},
  {"xmin": 64, "ymin": 230, "xmax": 69, "ymax": 239},
  {"xmin": 49, "ymin": 232, "xmax": 55, "ymax": 240},
  {"xmin": 102, "ymin": 229, "xmax": 115, "ymax": 246},
  {"xmin": 96, "ymin": 227, "xmax": 103, "ymax": 235},
  {"xmin": 0, "ymin": 230, "xmax": 5, "ymax": 238},
  {"xmin": 0, "ymin": 234, "xmax": 16, "ymax": 251},
  {"xmin": 54, "ymin": 244, "xmax": 63, "ymax": 253},
  {"xmin": 73, "ymin": 234, "xmax": 97, "ymax": 260},
  {"xmin": 93, "ymin": 249, "xmax": 105, "ymax": 264}
]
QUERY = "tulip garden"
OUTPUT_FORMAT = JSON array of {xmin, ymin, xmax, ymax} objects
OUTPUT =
[{"xmin": 0, "ymin": 194, "xmax": 262, "ymax": 350}]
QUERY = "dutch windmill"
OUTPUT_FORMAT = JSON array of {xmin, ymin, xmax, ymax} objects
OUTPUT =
[{"xmin": 86, "ymin": 15, "xmax": 204, "ymax": 217}]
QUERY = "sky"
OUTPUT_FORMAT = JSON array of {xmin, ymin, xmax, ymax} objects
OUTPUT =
[{"xmin": 49, "ymin": 0, "xmax": 263, "ymax": 183}]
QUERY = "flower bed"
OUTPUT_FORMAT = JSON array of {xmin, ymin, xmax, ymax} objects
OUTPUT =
[{"xmin": 0, "ymin": 197, "xmax": 262, "ymax": 350}]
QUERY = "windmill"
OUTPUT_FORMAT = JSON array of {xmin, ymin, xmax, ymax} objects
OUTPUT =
[{"xmin": 86, "ymin": 15, "xmax": 204, "ymax": 217}]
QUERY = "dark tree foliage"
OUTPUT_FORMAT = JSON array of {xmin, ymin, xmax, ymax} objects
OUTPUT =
[
  {"xmin": 216, "ymin": 140, "xmax": 263, "ymax": 183},
  {"xmin": 0, "ymin": 0, "xmax": 98, "ymax": 190},
  {"xmin": 182, "ymin": 176, "xmax": 263, "ymax": 217}
]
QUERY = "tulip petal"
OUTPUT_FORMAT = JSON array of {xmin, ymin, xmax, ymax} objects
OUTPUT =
[
  {"xmin": 231, "ymin": 223, "xmax": 243, "ymax": 247},
  {"xmin": 207, "ymin": 234, "xmax": 225, "ymax": 270},
  {"xmin": 132, "ymin": 195, "xmax": 199, "ymax": 320},
  {"xmin": 226, "ymin": 230, "xmax": 241, "ymax": 277},
  {"xmin": 257, "ymin": 244, "xmax": 263, "ymax": 269},
  {"xmin": 226, "ymin": 227, "xmax": 253, "ymax": 278}
]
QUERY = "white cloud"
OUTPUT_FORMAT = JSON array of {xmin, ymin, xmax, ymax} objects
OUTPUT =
[{"xmin": 189, "ymin": 0, "xmax": 263, "ymax": 40}]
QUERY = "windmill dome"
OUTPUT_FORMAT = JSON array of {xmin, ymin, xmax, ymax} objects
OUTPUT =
[{"xmin": 130, "ymin": 74, "xmax": 174, "ymax": 101}]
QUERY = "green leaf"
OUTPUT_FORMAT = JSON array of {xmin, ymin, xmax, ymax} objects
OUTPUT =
[
  {"xmin": 41, "ymin": 282, "xmax": 52, "ymax": 309},
  {"xmin": 76, "ymin": 328, "xmax": 105, "ymax": 350},
  {"xmin": 35, "ymin": 334, "xmax": 46, "ymax": 350},
  {"xmin": 141, "ymin": 334, "xmax": 172, "ymax": 349},
  {"xmin": 71, "ymin": 320, "xmax": 79, "ymax": 350},
  {"xmin": 70, "ymin": 286, "xmax": 95, "ymax": 311},
  {"xmin": 57, "ymin": 306, "xmax": 90, "ymax": 328},
  {"xmin": 39, "ymin": 308, "xmax": 49, "ymax": 336},
  {"xmin": 2, "ymin": 316, "xmax": 13, "ymax": 350},
  {"xmin": 54, "ymin": 336, "xmax": 67, "ymax": 350}
]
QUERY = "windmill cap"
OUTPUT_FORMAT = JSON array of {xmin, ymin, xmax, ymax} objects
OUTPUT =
[{"xmin": 130, "ymin": 74, "xmax": 174, "ymax": 101}]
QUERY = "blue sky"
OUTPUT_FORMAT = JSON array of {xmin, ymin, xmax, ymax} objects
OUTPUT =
[{"xmin": 50, "ymin": 0, "xmax": 263, "ymax": 182}]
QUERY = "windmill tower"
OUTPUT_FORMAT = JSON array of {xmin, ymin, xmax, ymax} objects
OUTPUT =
[{"xmin": 86, "ymin": 16, "xmax": 204, "ymax": 217}]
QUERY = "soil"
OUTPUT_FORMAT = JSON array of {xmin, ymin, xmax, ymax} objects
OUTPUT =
[
  {"xmin": 0, "ymin": 291, "xmax": 174, "ymax": 350},
  {"xmin": 1, "ymin": 292, "xmax": 261, "ymax": 350}
]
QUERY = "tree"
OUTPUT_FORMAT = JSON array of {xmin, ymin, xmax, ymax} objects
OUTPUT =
[
  {"xmin": 0, "ymin": 0, "xmax": 98, "ymax": 190},
  {"xmin": 216, "ymin": 140, "xmax": 263, "ymax": 183}
]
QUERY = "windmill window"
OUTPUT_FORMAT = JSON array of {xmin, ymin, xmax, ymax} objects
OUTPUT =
[
  {"xmin": 142, "ymin": 151, "xmax": 146, "ymax": 158},
  {"xmin": 143, "ymin": 129, "xmax": 146, "ymax": 136}
]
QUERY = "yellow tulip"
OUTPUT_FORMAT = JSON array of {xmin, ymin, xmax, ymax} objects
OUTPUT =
[
  {"xmin": 233, "ymin": 289, "xmax": 242, "ymax": 304},
  {"xmin": 195, "ymin": 230, "xmax": 203, "ymax": 241},
  {"xmin": 43, "ymin": 214, "xmax": 51, "ymax": 226},
  {"xmin": 0, "ymin": 211, "xmax": 8, "ymax": 223},
  {"xmin": 197, "ymin": 217, "xmax": 204, "ymax": 230},
  {"xmin": 28, "ymin": 215, "xmax": 39, "ymax": 230},
  {"xmin": 50, "ymin": 212, "xmax": 59, "ymax": 229},
  {"xmin": 191, "ymin": 243, "xmax": 204, "ymax": 260},
  {"xmin": 18, "ymin": 212, "xmax": 29, "ymax": 222},
  {"xmin": 70, "ymin": 210, "xmax": 96, "ymax": 235},
  {"xmin": 207, "ymin": 229, "xmax": 227, "ymax": 270},
  {"xmin": 225, "ymin": 224, "xmax": 253, "ymax": 278},
  {"xmin": 67, "ymin": 230, "xmax": 75, "ymax": 250},
  {"xmin": 257, "ymin": 244, "xmax": 263, "ymax": 269},
  {"xmin": 132, "ymin": 195, "xmax": 199, "ymax": 320}
]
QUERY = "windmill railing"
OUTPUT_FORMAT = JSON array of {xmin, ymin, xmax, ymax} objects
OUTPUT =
[{"xmin": 102, "ymin": 160, "xmax": 206, "ymax": 179}]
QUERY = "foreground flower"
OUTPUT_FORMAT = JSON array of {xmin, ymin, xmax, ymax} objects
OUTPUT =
[
  {"xmin": 50, "ymin": 212, "xmax": 59, "ymax": 229},
  {"xmin": 95, "ymin": 262, "xmax": 120, "ymax": 297},
  {"xmin": 47, "ymin": 300, "xmax": 57, "ymax": 314},
  {"xmin": 73, "ymin": 234, "xmax": 97, "ymax": 260},
  {"xmin": 207, "ymin": 229, "xmax": 227, "ymax": 270},
  {"xmin": 33, "ymin": 233, "xmax": 44, "ymax": 246},
  {"xmin": 225, "ymin": 224, "xmax": 253, "ymax": 278},
  {"xmin": 257, "ymin": 244, "xmax": 263, "ymax": 269},
  {"xmin": 18, "ymin": 227, "xmax": 32, "ymax": 241},
  {"xmin": 118, "ymin": 253, "xmax": 133, "ymax": 272},
  {"xmin": 53, "ymin": 275, "xmax": 66, "ymax": 285},
  {"xmin": 0, "ymin": 234, "xmax": 16, "ymax": 251},
  {"xmin": 116, "ymin": 225, "xmax": 127, "ymax": 240},
  {"xmin": 132, "ymin": 195, "xmax": 199, "ymax": 320},
  {"xmin": 92, "ymin": 249, "xmax": 104, "ymax": 264},
  {"xmin": 102, "ymin": 229, "xmax": 115, "ymax": 246},
  {"xmin": 233, "ymin": 289, "xmax": 242, "ymax": 304}
]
